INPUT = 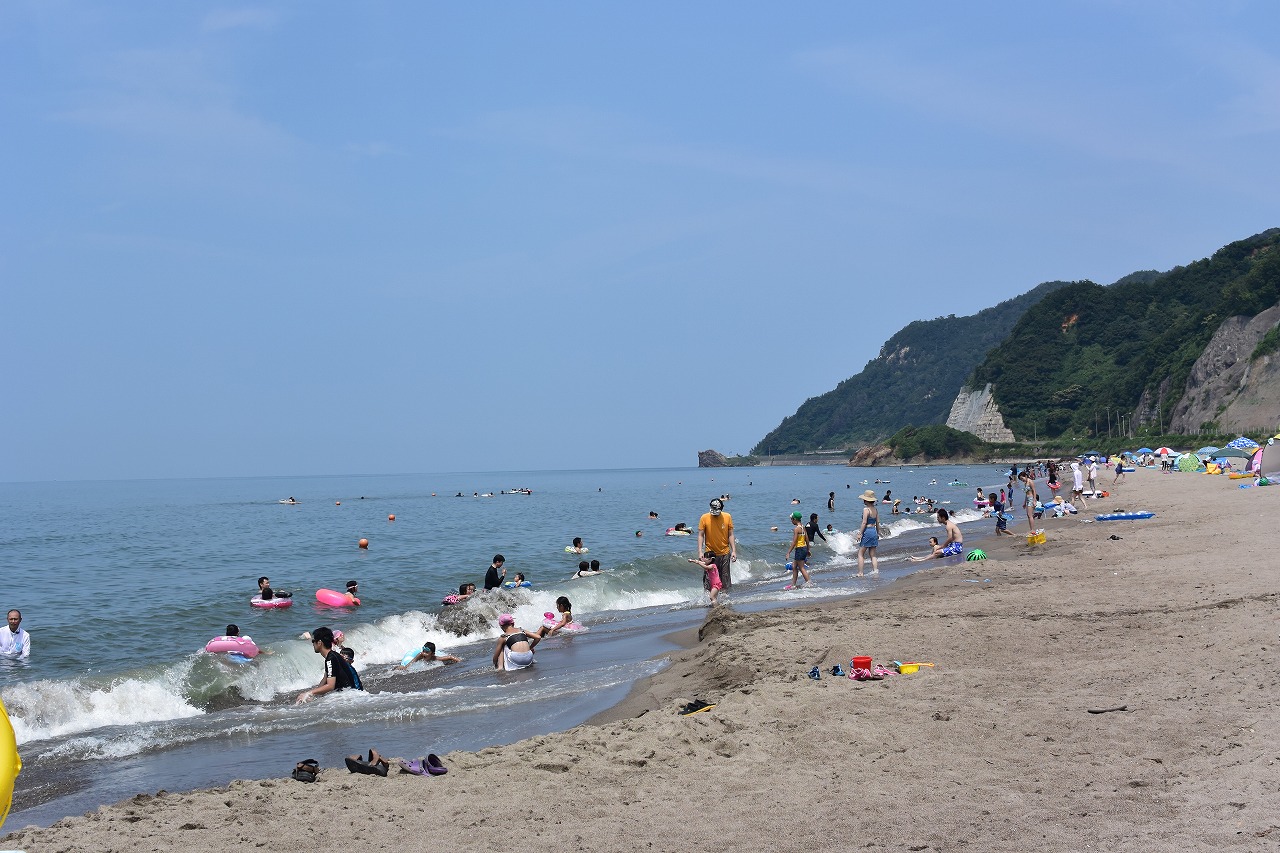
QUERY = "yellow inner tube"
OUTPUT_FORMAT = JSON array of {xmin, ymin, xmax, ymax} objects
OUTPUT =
[{"xmin": 0, "ymin": 695, "xmax": 19, "ymax": 829}]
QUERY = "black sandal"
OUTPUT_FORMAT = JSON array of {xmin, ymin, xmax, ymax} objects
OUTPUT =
[{"xmin": 291, "ymin": 759, "xmax": 319, "ymax": 783}]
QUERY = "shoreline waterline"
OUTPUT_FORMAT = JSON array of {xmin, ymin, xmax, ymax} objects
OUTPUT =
[{"xmin": 13, "ymin": 467, "xmax": 1270, "ymax": 848}]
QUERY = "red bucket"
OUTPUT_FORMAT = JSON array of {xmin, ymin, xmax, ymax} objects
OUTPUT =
[{"xmin": 851, "ymin": 656, "xmax": 872, "ymax": 671}]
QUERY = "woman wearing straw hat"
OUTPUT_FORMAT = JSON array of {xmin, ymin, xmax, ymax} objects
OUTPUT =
[{"xmin": 856, "ymin": 489, "xmax": 881, "ymax": 577}]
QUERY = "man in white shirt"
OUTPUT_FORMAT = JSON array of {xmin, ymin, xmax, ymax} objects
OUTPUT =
[
  {"xmin": 0, "ymin": 609, "xmax": 30, "ymax": 658},
  {"xmin": 1087, "ymin": 459, "xmax": 1099, "ymax": 494}
]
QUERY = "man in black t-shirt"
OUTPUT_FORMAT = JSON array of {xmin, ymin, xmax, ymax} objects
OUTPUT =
[
  {"xmin": 295, "ymin": 626, "xmax": 358, "ymax": 703},
  {"xmin": 484, "ymin": 555, "xmax": 506, "ymax": 591}
]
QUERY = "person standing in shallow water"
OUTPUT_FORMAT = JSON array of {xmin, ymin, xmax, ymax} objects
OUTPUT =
[
  {"xmin": 856, "ymin": 490, "xmax": 880, "ymax": 577},
  {"xmin": 0, "ymin": 609, "xmax": 30, "ymax": 658},
  {"xmin": 828, "ymin": 491, "xmax": 835, "ymax": 513},
  {"xmin": 484, "ymin": 555, "xmax": 506, "ymax": 591},
  {"xmin": 697, "ymin": 498, "xmax": 736, "ymax": 591}
]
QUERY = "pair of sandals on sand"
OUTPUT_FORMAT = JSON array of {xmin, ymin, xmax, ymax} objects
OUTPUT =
[{"xmin": 345, "ymin": 748, "xmax": 447, "ymax": 777}]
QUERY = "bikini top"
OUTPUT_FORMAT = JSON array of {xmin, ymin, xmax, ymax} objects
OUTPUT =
[{"xmin": 504, "ymin": 632, "xmax": 530, "ymax": 650}]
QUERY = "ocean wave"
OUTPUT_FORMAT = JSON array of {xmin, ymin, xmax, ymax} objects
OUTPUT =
[{"xmin": 5, "ymin": 667, "xmax": 205, "ymax": 744}]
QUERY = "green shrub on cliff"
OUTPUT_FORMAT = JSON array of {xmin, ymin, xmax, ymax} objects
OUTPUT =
[{"xmin": 888, "ymin": 425, "xmax": 987, "ymax": 461}]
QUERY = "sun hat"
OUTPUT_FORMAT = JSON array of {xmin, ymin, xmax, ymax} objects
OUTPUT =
[
  {"xmin": 709, "ymin": 498, "xmax": 723, "ymax": 515},
  {"xmin": 860, "ymin": 489, "xmax": 877, "ymax": 502},
  {"xmin": 790, "ymin": 511, "xmax": 802, "ymax": 521},
  {"xmin": 497, "ymin": 614, "xmax": 515, "ymax": 627}
]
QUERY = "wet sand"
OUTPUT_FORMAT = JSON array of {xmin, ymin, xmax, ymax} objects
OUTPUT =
[{"xmin": 5, "ymin": 469, "xmax": 1278, "ymax": 852}]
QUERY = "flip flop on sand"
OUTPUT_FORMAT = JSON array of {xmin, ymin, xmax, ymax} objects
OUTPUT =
[
  {"xmin": 831, "ymin": 665, "xmax": 846, "ymax": 676},
  {"xmin": 679, "ymin": 700, "xmax": 717, "ymax": 716},
  {"xmin": 808, "ymin": 667, "xmax": 821, "ymax": 680}
]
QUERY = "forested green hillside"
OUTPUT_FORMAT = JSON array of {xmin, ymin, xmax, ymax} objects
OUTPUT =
[
  {"xmin": 971, "ymin": 228, "xmax": 1280, "ymax": 439},
  {"xmin": 751, "ymin": 281, "xmax": 1072, "ymax": 455}
]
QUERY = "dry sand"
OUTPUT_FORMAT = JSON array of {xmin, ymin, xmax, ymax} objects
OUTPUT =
[{"xmin": 4, "ymin": 469, "xmax": 1277, "ymax": 852}]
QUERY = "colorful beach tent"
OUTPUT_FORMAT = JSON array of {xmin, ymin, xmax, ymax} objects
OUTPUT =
[
  {"xmin": 1249, "ymin": 448, "xmax": 1264, "ymax": 473},
  {"xmin": 1226, "ymin": 436, "xmax": 1261, "ymax": 451},
  {"xmin": 1260, "ymin": 437, "xmax": 1280, "ymax": 477},
  {"xmin": 1176, "ymin": 453, "xmax": 1204, "ymax": 472}
]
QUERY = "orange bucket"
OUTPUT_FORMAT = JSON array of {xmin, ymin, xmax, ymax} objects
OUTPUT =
[{"xmin": 851, "ymin": 656, "xmax": 872, "ymax": 671}]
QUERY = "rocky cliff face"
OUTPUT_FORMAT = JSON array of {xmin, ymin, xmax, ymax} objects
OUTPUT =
[
  {"xmin": 848, "ymin": 444, "xmax": 896, "ymax": 467},
  {"xmin": 698, "ymin": 449, "xmax": 730, "ymax": 468},
  {"xmin": 1169, "ymin": 302, "xmax": 1280, "ymax": 434},
  {"xmin": 945, "ymin": 383, "xmax": 1016, "ymax": 442}
]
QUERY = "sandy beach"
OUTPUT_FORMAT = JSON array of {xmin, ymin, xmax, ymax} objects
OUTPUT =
[{"xmin": 5, "ymin": 468, "xmax": 1277, "ymax": 852}]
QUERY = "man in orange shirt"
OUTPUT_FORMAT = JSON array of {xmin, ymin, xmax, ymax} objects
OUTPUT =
[{"xmin": 697, "ymin": 498, "xmax": 737, "ymax": 591}]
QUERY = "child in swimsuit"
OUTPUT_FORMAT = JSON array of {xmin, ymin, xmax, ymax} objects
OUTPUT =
[
  {"xmin": 529, "ymin": 596, "xmax": 575, "ymax": 637},
  {"xmin": 400, "ymin": 641, "xmax": 461, "ymax": 669},
  {"xmin": 688, "ymin": 551, "xmax": 722, "ymax": 605},
  {"xmin": 492, "ymin": 614, "xmax": 536, "ymax": 670}
]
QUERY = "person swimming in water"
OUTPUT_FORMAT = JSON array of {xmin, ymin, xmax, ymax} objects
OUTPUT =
[{"xmin": 400, "ymin": 641, "xmax": 461, "ymax": 668}]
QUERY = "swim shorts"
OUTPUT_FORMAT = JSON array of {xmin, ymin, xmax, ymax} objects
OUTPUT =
[
  {"xmin": 504, "ymin": 649, "xmax": 535, "ymax": 670},
  {"xmin": 793, "ymin": 547, "xmax": 809, "ymax": 562},
  {"xmin": 940, "ymin": 542, "xmax": 963, "ymax": 557}
]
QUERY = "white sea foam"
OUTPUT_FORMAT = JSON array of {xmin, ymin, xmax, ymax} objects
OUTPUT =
[{"xmin": 6, "ymin": 669, "xmax": 205, "ymax": 745}]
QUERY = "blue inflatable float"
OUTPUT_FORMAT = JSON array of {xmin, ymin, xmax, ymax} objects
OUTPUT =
[{"xmin": 1095, "ymin": 511, "xmax": 1155, "ymax": 521}]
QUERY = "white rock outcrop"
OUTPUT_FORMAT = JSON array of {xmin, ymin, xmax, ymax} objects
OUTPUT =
[{"xmin": 946, "ymin": 383, "xmax": 1016, "ymax": 442}]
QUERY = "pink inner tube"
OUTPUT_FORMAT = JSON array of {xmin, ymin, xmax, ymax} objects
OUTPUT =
[
  {"xmin": 204, "ymin": 636, "xmax": 259, "ymax": 657},
  {"xmin": 316, "ymin": 588, "xmax": 360, "ymax": 607},
  {"xmin": 542, "ymin": 616, "xmax": 586, "ymax": 633},
  {"xmin": 250, "ymin": 596, "xmax": 293, "ymax": 608}
]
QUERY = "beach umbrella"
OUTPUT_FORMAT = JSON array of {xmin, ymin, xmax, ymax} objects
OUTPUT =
[
  {"xmin": 1137, "ymin": 447, "xmax": 1154, "ymax": 454},
  {"xmin": 1226, "ymin": 436, "xmax": 1260, "ymax": 451},
  {"xmin": 1155, "ymin": 446, "xmax": 1174, "ymax": 456},
  {"xmin": 1218, "ymin": 447, "xmax": 1253, "ymax": 460},
  {"xmin": 1195, "ymin": 446, "xmax": 1220, "ymax": 455},
  {"xmin": 1081, "ymin": 451, "xmax": 1102, "ymax": 458}
]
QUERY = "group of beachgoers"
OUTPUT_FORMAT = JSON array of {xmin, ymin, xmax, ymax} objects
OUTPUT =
[{"xmin": 279, "ymin": 469, "xmax": 1116, "ymax": 703}]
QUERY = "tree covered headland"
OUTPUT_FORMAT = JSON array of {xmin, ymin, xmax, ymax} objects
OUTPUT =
[
  {"xmin": 751, "ymin": 280, "xmax": 1072, "ymax": 455},
  {"xmin": 971, "ymin": 228, "xmax": 1280, "ymax": 439}
]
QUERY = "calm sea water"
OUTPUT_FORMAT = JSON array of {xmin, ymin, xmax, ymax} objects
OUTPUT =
[{"xmin": 0, "ymin": 464, "xmax": 1008, "ymax": 827}]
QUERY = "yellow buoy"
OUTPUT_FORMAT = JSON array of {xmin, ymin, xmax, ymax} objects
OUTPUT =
[{"xmin": 0, "ymin": 695, "xmax": 20, "ymax": 829}]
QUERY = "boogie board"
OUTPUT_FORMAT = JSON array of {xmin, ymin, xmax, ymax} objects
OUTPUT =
[{"xmin": 1095, "ymin": 511, "xmax": 1154, "ymax": 521}]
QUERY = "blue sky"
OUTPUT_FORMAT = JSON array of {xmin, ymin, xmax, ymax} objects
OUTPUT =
[{"xmin": 3, "ymin": 2, "xmax": 1278, "ymax": 481}]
